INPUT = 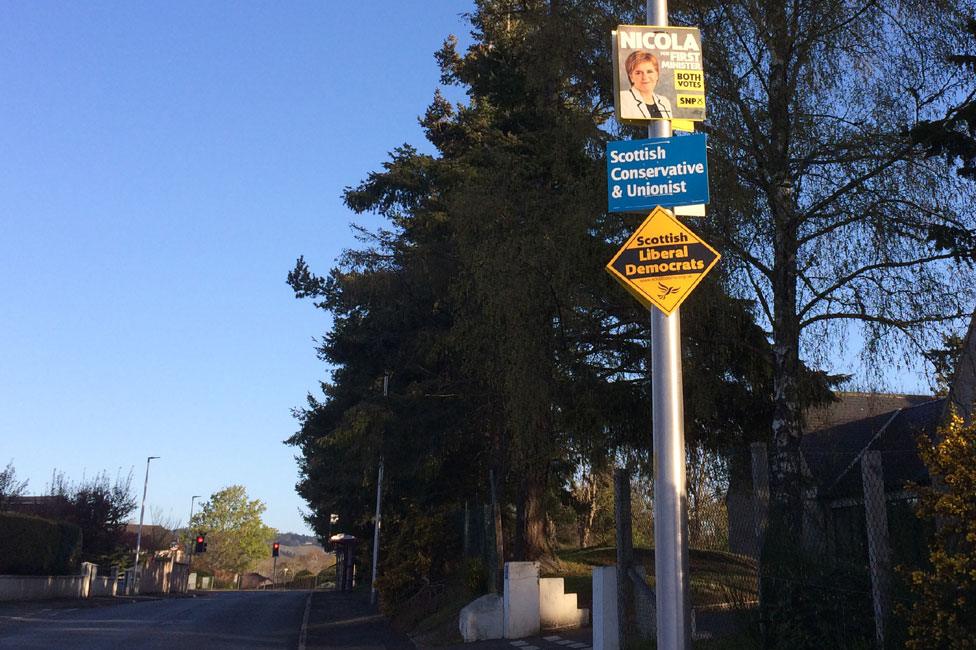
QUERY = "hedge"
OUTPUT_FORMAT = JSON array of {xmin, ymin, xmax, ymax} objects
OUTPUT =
[{"xmin": 0, "ymin": 511, "xmax": 82, "ymax": 575}]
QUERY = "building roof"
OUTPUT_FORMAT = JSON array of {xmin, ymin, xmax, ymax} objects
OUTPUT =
[
  {"xmin": 804, "ymin": 391, "xmax": 935, "ymax": 433},
  {"xmin": 800, "ymin": 397, "xmax": 943, "ymax": 499},
  {"xmin": 4, "ymin": 495, "xmax": 72, "ymax": 517}
]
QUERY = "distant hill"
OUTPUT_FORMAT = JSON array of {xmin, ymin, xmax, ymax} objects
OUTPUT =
[
  {"xmin": 253, "ymin": 535, "xmax": 334, "ymax": 580},
  {"xmin": 276, "ymin": 532, "xmax": 320, "ymax": 546}
]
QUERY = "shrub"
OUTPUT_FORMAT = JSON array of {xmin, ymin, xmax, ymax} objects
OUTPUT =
[
  {"xmin": 904, "ymin": 412, "xmax": 976, "ymax": 648},
  {"xmin": 0, "ymin": 512, "xmax": 82, "ymax": 575}
]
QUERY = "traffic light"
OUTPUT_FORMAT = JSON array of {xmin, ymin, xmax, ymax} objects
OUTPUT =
[
  {"xmin": 195, "ymin": 534, "xmax": 207, "ymax": 553},
  {"xmin": 272, "ymin": 542, "xmax": 280, "ymax": 557}
]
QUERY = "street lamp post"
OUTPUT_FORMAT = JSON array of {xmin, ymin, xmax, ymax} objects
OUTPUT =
[
  {"xmin": 132, "ymin": 456, "xmax": 160, "ymax": 592},
  {"xmin": 186, "ymin": 494, "xmax": 201, "ymax": 586},
  {"xmin": 187, "ymin": 495, "xmax": 201, "ymax": 550}
]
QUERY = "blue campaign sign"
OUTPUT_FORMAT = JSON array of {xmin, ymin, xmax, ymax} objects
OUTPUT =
[{"xmin": 607, "ymin": 133, "xmax": 709, "ymax": 212}]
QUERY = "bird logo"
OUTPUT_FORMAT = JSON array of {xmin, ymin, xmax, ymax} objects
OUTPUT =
[{"xmin": 657, "ymin": 282, "xmax": 679, "ymax": 300}]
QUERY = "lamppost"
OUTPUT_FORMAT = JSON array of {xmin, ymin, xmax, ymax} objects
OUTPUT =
[
  {"xmin": 186, "ymin": 494, "xmax": 201, "ymax": 586},
  {"xmin": 132, "ymin": 456, "xmax": 160, "ymax": 591},
  {"xmin": 187, "ymin": 495, "xmax": 201, "ymax": 551}
]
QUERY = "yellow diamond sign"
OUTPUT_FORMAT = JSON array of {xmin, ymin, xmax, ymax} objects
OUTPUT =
[{"xmin": 606, "ymin": 206, "xmax": 720, "ymax": 315}]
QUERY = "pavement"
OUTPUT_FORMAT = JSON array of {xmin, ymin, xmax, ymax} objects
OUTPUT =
[
  {"xmin": 303, "ymin": 590, "xmax": 414, "ymax": 649},
  {"xmin": 303, "ymin": 590, "xmax": 594, "ymax": 650},
  {"xmin": 444, "ymin": 629, "xmax": 593, "ymax": 650}
]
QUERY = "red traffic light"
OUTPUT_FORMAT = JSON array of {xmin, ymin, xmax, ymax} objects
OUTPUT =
[
  {"xmin": 196, "ymin": 536, "xmax": 204, "ymax": 544},
  {"xmin": 272, "ymin": 542, "xmax": 280, "ymax": 557}
]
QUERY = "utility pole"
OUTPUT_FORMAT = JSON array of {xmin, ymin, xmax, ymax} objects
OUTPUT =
[
  {"xmin": 646, "ymin": 1, "xmax": 692, "ymax": 648},
  {"xmin": 133, "ymin": 456, "xmax": 160, "ymax": 592},
  {"xmin": 371, "ymin": 373, "xmax": 388, "ymax": 607}
]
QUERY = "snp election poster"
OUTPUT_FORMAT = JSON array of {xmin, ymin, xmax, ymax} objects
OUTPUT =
[{"xmin": 613, "ymin": 25, "xmax": 706, "ymax": 124}]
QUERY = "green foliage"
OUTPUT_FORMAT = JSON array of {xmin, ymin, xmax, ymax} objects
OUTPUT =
[
  {"xmin": 31, "ymin": 469, "xmax": 137, "ymax": 565},
  {"xmin": 925, "ymin": 333, "xmax": 966, "ymax": 396},
  {"xmin": 759, "ymin": 545, "xmax": 874, "ymax": 649},
  {"xmin": 375, "ymin": 504, "xmax": 462, "ymax": 607},
  {"xmin": 188, "ymin": 485, "xmax": 277, "ymax": 579},
  {"xmin": 0, "ymin": 512, "xmax": 81, "ymax": 575},
  {"xmin": 461, "ymin": 557, "xmax": 489, "ymax": 596},
  {"xmin": 909, "ymin": 17, "xmax": 976, "ymax": 181},
  {"xmin": 905, "ymin": 412, "xmax": 976, "ymax": 648},
  {"xmin": 0, "ymin": 460, "xmax": 29, "ymax": 510}
]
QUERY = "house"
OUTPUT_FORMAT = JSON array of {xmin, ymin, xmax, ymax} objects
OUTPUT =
[
  {"xmin": 796, "ymin": 313, "xmax": 976, "ymax": 564},
  {"xmin": 4, "ymin": 495, "xmax": 72, "ymax": 519},
  {"xmin": 798, "ymin": 395, "xmax": 940, "ymax": 566},
  {"xmin": 120, "ymin": 524, "xmax": 177, "ymax": 554},
  {"xmin": 241, "ymin": 572, "xmax": 273, "ymax": 590},
  {"xmin": 725, "ymin": 391, "xmax": 936, "ymax": 559}
]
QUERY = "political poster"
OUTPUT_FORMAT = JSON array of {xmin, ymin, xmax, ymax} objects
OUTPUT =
[
  {"xmin": 606, "ymin": 134, "xmax": 709, "ymax": 212},
  {"xmin": 605, "ymin": 206, "xmax": 720, "ymax": 315},
  {"xmin": 612, "ymin": 25, "xmax": 706, "ymax": 124}
]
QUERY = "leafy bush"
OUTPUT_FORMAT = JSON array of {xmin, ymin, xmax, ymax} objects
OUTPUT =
[
  {"xmin": 904, "ymin": 412, "xmax": 976, "ymax": 648},
  {"xmin": 0, "ymin": 512, "xmax": 81, "ymax": 575},
  {"xmin": 461, "ymin": 557, "xmax": 488, "ymax": 595},
  {"xmin": 761, "ymin": 537, "xmax": 874, "ymax": 648},
  {"xmin": 375, "ymin": 504, "xmax": 462, "ymax": 610}
]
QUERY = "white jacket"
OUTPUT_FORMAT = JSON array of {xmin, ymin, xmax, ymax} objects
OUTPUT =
[{"xmin": 619, "ymin": 88, "xmax": 673, "ymax": 120}]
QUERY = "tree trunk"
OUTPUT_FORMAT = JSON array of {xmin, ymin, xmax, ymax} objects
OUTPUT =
[
  {"xmin": 515, "ymin": 473, "xmax": 549, "ymax": 560},
  {"xmin": 576, "ymin": 475, "xmax": 598, "ymax": 549},
  {"xmin": 762, "ymin": 3, "xmax": 808, "ymax": 642}
]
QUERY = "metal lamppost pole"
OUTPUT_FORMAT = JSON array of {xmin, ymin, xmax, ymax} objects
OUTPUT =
[
  {"xmin": 646, "ymin": 1, "xmax": 692, "ymax": 647},
  {"xmin": 133, "ymin": 456, "xmax": 160, "ymax": 591},
  {"xmin": 186, "ymin": 495, "xmax": 201, "ymax": 583}
]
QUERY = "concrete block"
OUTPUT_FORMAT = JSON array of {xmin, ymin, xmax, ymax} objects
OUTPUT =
[
  {"xmin": 504, "ymin": 561, "xmax": 540, "ymax": 639},
  {"xmin": 459, "ymin": 593, "xmax": 504, "ymax": 641},
  {"xmin": 539, "ymin": 578, "xmax": 589, "ymax": 630},
  {"xmin": 593, "ymin": 566, "xmax": 618, "ymax": 650}
]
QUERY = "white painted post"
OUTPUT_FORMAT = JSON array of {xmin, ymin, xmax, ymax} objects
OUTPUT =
[
  {"xmin": 593, "ymin": 566, "xmax": 620, "ymax": 650},
  {"xmin": 503, "ymin": 562, "xmax": 540, "ymax": 638}
]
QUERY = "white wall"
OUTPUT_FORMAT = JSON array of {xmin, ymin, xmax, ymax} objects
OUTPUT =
[{"xmin": 0, "ymin": 575, "xmax": 87, "ymax": 601}]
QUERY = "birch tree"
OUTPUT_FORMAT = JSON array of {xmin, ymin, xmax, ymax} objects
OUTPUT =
[{"xmin": 677, "ymin": 0, "xmax": 976, "ymax": 543}]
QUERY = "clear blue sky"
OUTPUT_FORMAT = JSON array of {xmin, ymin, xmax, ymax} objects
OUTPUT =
[{"xmin": 0, "ymin": 1, "xmax": 474, "ymax": 536}]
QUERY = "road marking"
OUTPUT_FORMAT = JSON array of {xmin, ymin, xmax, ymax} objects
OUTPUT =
[
  {"xmin": 298, "ymin": 592, "xmax": 312, "ymax": 650},
  {"xmin": 511, "ymin": 642, "xmax": 528, "ymax": 647},
  {"xmin": 543, "ymin": 636, "xmax": 562, "ymax": 641}
]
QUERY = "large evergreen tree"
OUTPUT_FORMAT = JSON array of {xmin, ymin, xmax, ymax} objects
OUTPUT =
[{"xmin": 288, "ymin": 1, "xmax": 792, "ymax": 589}]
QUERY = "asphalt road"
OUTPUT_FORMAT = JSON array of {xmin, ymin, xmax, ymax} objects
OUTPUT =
[{"xmin": 0, "ymin": 591, "xmax": 309, "ymax": 649}]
